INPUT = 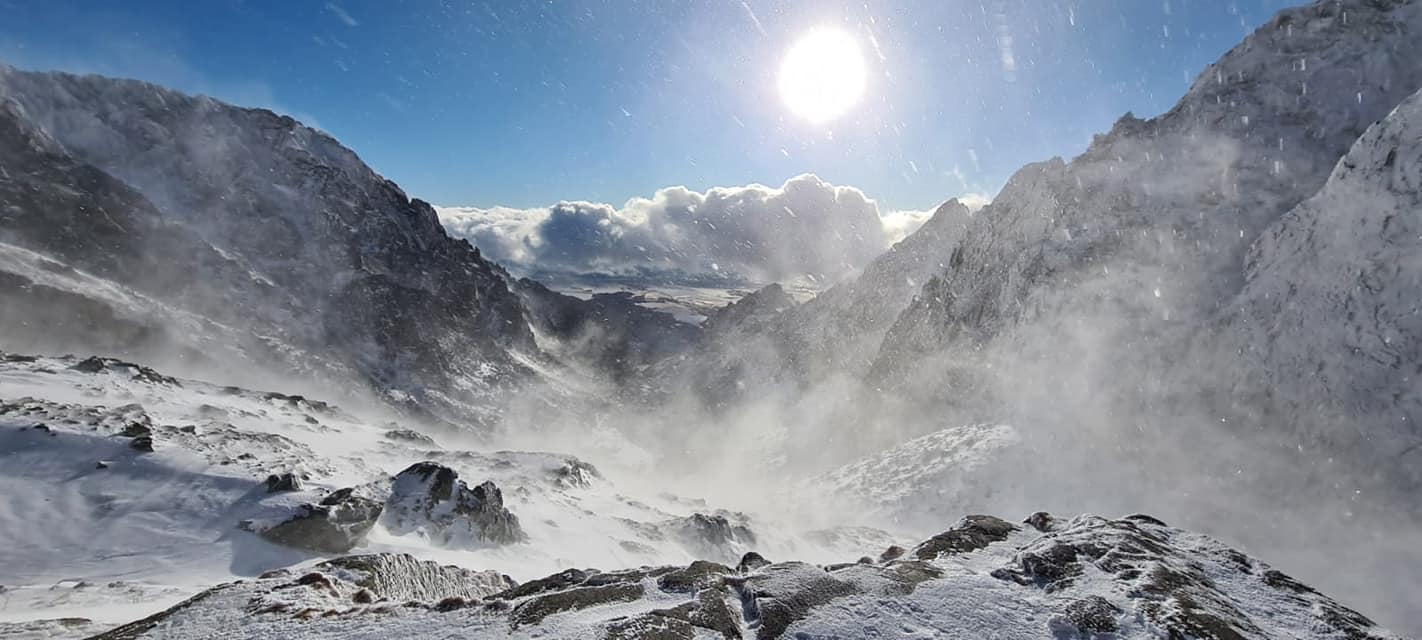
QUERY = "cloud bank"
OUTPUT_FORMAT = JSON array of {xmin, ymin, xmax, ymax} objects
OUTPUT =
[{"xmin": 437, "ymin": 174, "xmax": 987, "ymax": 286}]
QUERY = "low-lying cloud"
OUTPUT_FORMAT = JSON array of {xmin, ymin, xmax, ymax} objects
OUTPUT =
[{"xmin": 437, "ymin": 174, "xmax": 987, "ymax": 286}]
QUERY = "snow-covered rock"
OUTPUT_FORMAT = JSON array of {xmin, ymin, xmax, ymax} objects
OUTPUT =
[
  {"xmin": 382, "ymin": 462, "xmax": 527, "ymax": 548},
  {"xmin": 85, "ymin": 513, "xmax": 1403, "ymax": 639},
  {"xmin": 0, "ymin": 352, "xmax": 858, "ymax": 634}
]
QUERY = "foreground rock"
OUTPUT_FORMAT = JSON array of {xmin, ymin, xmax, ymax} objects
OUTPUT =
[{"xmin": 94, "ymin": 513, "xmax": 1403, "ymax": 639}]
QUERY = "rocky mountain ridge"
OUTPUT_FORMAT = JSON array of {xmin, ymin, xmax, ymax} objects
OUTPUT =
[{"xmin": 83, "ymin": 513, "xmax": 1403, "ymax": 640}]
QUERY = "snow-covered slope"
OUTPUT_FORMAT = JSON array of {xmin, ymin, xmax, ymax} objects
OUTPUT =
[
  {"xmin": 806, "ymin": 424, "xmax": 1021, "ymax": 530},
  {"xmin": 80, "ymin": 514, "xmax": 1404, "ymax": 639},
  {"xmin": 0, "ymin": 352, "xmax": 884, "ymax": 637}
]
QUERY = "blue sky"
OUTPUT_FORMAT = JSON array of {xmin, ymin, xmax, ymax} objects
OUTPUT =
[{"xmin": 0, "ymin": 0, "xmax": 1296, "ymax": 212}]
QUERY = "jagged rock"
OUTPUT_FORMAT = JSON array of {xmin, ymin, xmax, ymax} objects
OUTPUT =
[
  {"xmin": 263, "ymin": 473, "xmax": 302, "ymax": 493},
  {"xmin": 912, "ymin": 515, "xmax": 1017, "ymax": 559},
  {"xmin": 318, "ymin": 553, "xmax": 513, "ymax": 601},
  {"xmin": 553, "ymin": 458, "xmax": 601, "ymax": 489},
  {"xmin": 128, "ymin": 435, "xmax": 154, "ymax": 452},
  {"xmin": 736, "ymin": 552, "xmax": 771, "ymax": 573},
  {"xmin": 381, "ymin": 462, "xmax": 526, "ymax": 548},
  {"xmin": 244, "ymin": 488, "xmax": 382, "ymax": 554}
]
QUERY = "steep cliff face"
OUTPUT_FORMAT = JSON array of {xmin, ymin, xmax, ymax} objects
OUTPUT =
[
  {"xmin": 870, "ymin": 0, "xmax": 1422, "ymax": 403},
  {"xmin": 1224, "ymin": 88, "xmax": 1422, "ymax": 488},
  {"xmin": 0, "ymin": 64, "xmax": 535, "ymax": 425}
]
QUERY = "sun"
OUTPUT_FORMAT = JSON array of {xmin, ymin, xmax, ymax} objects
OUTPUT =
[{"xmin": 778, "ymin": 27, "xmax": 867, "ymax": 124}]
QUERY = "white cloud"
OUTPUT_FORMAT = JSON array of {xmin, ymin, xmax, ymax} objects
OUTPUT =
[
  {"xmin": 439, "ymin": 175, "xmax": 987, "ymax": 286},
  {"xmin": 880, "ymin": 209, "xmax": 934, "ymax": 244}
]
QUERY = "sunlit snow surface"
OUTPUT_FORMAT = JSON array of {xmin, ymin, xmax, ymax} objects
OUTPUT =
[{"xmin": 0, "ymin": 355, "xmax": 883, "ymax": 636}]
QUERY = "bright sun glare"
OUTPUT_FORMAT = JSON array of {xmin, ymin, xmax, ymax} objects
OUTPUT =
[{"xmin": 778, "ymin": 27, "xmax": 867, "ymax": 124}]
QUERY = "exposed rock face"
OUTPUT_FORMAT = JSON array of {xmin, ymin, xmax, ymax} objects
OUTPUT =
[
  {"xmin": 381, "ymin": 462, "xmax": 526, "ymax": 548},
  {"xmin": 244, "ymin": 488, "xmax": 383, "ymax": 555},
  {"xmin": 0, "ymin": 63, "xmax": 536, "ymax": 425},
  {"xmin": 318, "ymin": 553, "xmax": 514, "ymax": 602}
]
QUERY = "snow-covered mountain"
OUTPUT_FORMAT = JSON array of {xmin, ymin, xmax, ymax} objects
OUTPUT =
[
  {"xmin": 1223, "ymin": 87, "xmax": 1422, "ymax": 491},
  {"xmin": 873, "ymin": 0, "xmax": 1422, "ymax": 393},
  {"xmin": 0, "ymin": 63, "xmax": 535, "ymax": 427},
  {"xmin": 5, "ymin": 0, "xmax": 1422, "ymax": 636}
]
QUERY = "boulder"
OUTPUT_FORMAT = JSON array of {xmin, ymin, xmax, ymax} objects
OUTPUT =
[
  {"xmin": 245, "ymin": 488, "xmax": 382, "ymax": 554},
  {"xmin": 382, "ymin": 429, "xmax": 436, "ymax": 447},
  {"xmin": 736, "ymin": 552, "xmax": 771, "ymax": 573},
  {"xmin": 264, "ymin": 472, "xmax": 303, "ymax": 493}
]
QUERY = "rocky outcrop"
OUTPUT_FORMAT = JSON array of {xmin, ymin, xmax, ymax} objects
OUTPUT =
[
  {"xmin": 242, "ymin": 488, "xmax": 383, "ymax": 554},
  {"xmin": 911, "ymin": 515, "xmax": 1017, "ymax": 559},
  {"xmin": 89, "ymin": 513, "xmax": 1403, "ymax": 639},
  {"xmin": 666, "ymin": 512, "xmax": 756, "ymax": 564},
  {"xmin": 381, "ymin": 462, "xmax": 526, "ymax": 548},
  {"xmin": 317, "ymin": 553, "xmax": 514, "ymax": 602}
]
